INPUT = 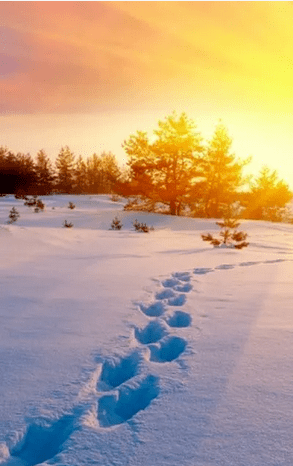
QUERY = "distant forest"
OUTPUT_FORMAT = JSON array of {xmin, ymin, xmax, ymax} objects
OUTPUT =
[
  {"xmin": 0, "ymin": 146, "xmax": 122, "ymax": 196},
  {"xmin": 1, "ymin": 112, "xmax": 292, "ymax": 221}
]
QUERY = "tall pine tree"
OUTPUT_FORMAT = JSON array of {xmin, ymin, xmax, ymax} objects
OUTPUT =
[
  {"xmin": 86, "ymin": 153, "xmax": 102, "ymax": 194},
  {"xmin": 35, "ymin": 149, "xmax": 55, "ymax": 194},
  {"xmin": 55, "ymin": 146, "xmax": 75, "ymax": 193},
  {"xmin": 74, "ymin": 155, "xmax": 87, "ymax": 193},
  {"xmin": 201, "ymin": 123, "xmax": 250, "ymax": 217},
  {"xmin": 100, "ymin": 152, "xmax": 121, "ymax": 193}
]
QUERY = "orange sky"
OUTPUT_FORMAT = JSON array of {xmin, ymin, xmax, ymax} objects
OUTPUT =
[{"xmin": 1, "ymin": 2, "xmax": 293, "ymax": 185}]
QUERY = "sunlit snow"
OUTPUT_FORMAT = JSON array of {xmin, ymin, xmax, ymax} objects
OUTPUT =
[{"xmin": 1, "ymin": 195, "xmax": 293, "ymax": 465}]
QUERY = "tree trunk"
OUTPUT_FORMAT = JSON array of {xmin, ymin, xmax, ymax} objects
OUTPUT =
[{"xmin": 170, "ymin": 200, "xmax": 176, "ymax": 215}]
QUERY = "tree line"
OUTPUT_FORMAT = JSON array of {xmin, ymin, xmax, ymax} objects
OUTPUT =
[
  {"xmin": 0, "ymin": 112, "xmax": 292, "ymax": 221},
  {"xmin": 118, "ymin": 112, "xmax": 292, "ymax": 221},
  {"xmin": 0, "ymin": 146, "xmax": 122, "ymax": 196}
]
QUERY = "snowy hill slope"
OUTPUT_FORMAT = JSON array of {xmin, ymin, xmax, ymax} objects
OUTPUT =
[{"xmin": 0, "ymin": 195, "xmax": 293, "ymax": 465}]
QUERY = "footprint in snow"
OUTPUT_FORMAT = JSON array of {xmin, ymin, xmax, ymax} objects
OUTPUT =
[
  {"xmin": 155, "ymin": 287, "xmax": 187, "ymax": 307},
  {"xmin": 9, "ymin": 414, "xmax": 75, "ymax": 466},
  {"xmin": 193, "ymin": 267, "xmax": 214, "ymax": 275},
  {"xmin": 264, "ymin": 259, "xmax": 284, "ymax": 264},
  {"xmin": 148, "ymin": 336, "xmax": 187, "ymax": 363},
  {"xmin": 138, "ymin": 301, "xmax": 166, "ymax": 317},
  {"xmin": 174, "ymin": 282, "xmax": 193, "ymax": 293},
  {"xmin": 161, "ymin": 278, "xmax": 181, "ymax": 289},
  {"xmin": 167, "ymin": 294, "xmax": 187, "ymax": 307},
  {"xmin": 215, "ymin": 264, "xmax": 235, "ymax": 270},
  {"xmin": 134, "ymin": 320, "xmax": 168, "ymax": 345},
  {"xmin": 155, "ymin": 288, "xmax": 176, "ymax": 300},
  {"xmin": 97, "ymin": 351, "xmax": 142, "ymax": 392},
  {"xmin": 172, "ymin": 272, "xmax": 191, "ymax": 282},
  {"xmin": 239, "ymin": 261, "xmax": 259, "ymax": 267},
  {"xmin": 98, "ymin": 375, "xmax": 160, "ymax": 428},
  {"xmin": 166, "ymin": 311, "xmax": 192, "ymax": 328}
]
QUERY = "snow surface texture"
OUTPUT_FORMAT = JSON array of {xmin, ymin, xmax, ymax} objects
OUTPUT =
[{"xmin": 1, "ymin": 195, "xmax": 293, "ymax": 465}]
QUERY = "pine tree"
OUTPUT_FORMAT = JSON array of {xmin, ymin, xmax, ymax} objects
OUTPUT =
[
  {"xmin": 245, "ymin": 166, "xmax": 292, "ymax": 220},
  {"xmin": 74, "ymin": 155, "xmax": 87, "ymax": 194},
  {"xmin": 133, "ymin": 219, "xmax": 153, "ymax": 233},
  {"xmin": 15, "ymin": 153, "xmax": 37, "ymax": 196},
  {"xmin": 63, "ymin": 220, "xmax": 73, "ymax": 228},
  {"xmin": 34, "ymin": 199, "xmax": 45, "ymax": 212},
  {"xmin": 7, "ymin": 207, "xmax": 20, "ymax": 224},
  {"xmin": 100, "ymin": 152, "xmax": 121, "ymax": 193},
  {"xmin": 86, "ymin": 154, "xmax": 102, "ymax": 194},
  {"xmin": 123, "ymin": 112, "xmax": 204, "ymax": 215},
  {"xmin": 55, "ymin": 146, "xmax": 75, "ymax": 193},
  {"xmin": 202, "ymin": 216, "xmax": 248, "ymax": 249},
  {"xmin": 201, "ymin": 123, "xmax": 250, "ymax": 218},
  {"xmin": 35, "ymin": 150, "xmax": 55, "ymax": 195},
  {"xmin": 110, "ymin": 217, "xmax": 122, "ymax": 230}
]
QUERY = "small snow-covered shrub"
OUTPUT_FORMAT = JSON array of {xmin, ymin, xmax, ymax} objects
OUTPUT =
[
  {"xmin": 124, "ymin": 198, "xmax": 140, "ymax": 211},
  {"xmin": 63, "ymin": 220, "xmax": 73, "ymax": 228},
  {"xmin": 68, "ymin": 202, "xmax": 75, "ymax": 210},
  {"xmin": 110, "ymin": 217, "xmax": 122, "ymax": 230},
  {"xmin": 110, "ymin": 194, "xmax": 120, "ymax": 202},
  {"xmin": 124, "ymin": 197, "xmax": 165, "ymax": 213},
  {"xmin": 24, "ymin": 195, "xmax": 38, "ymax": 207},
  {"xmin": 34, "ymin": 200, "xmax": 45, "ymax": 212},
  {"xmin": 202, "ymin": 217, "xmax": 249, "ymax": 249},
  {"xmin": 37, "ymin": 199, "xmax": 45, "ymax": 209},
  {"xmin": 133, "ymin": 219, "xmax": 154, "ymax": 233},
  {"xmin": 262, "ymin": 206, "xmax": 293, "ymax": 223},
  {"xmin": 7, "ymin": 207, "xmax": 20, "ymax": 224},
  {"xmin": 14, "ymin": 192, "xmax": 26, "ymax": 199}
]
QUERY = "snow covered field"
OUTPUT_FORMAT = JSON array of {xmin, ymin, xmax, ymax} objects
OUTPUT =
[{"xmin": 1, "ymin": 195, "xmax": 293, "ymax": 466}]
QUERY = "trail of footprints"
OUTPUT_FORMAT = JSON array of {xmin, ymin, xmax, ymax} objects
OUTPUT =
[
  {"xmin": 6, "ymin": 258, "xmax": 284, "ymax": 464},
  {"xmin": 6, "ymin": 270, "xmax": 193, "ymax": 466},
  {"xmin": 96, "ymin": 270, "xmax": 193, "ymax": 428}
]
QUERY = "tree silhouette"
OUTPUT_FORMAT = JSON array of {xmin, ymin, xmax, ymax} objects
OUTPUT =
[
  {"xmin": 86, "ymin": 153, "xmax": 102, "ymax": 193},
  {"xmin": 55, "ymin": 146, "xmax": 75, "ymax": 193},
  {"xmin": 74, "ymin": 155, "xmax": 87, "ymax": 193},
  {"xmin": 100, "ymin": 152, "xmax": 121, "ymax": 193},
  {"xmin": 0, "ymin": 148, "xmax": 37, "ymax": 195},
  {"xmin": 35, "ymin": 150, "xmax": 55, "ymax": 194}
]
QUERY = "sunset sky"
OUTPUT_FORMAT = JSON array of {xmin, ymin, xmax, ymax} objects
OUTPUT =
[{"xmin": 1, "ymin": 1, "xmax": 293, "ymax": 186}]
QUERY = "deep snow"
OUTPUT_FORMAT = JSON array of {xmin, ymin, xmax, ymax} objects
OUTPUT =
[{"xmin": 0, "ymin": 195, "xmax": 293, "ymax": 465}]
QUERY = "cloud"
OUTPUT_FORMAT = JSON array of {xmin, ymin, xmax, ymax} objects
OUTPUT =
[
  {"xmin": 1, "ymin": 2, "xmax": 293, "ymax": 115},
  {"xmin": 0, "ymin": 2, "xmax": 168, "ymax": 113}
]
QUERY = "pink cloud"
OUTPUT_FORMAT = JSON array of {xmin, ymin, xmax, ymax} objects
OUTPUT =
[
  {"xmin": 0, "ymin": 2, "xmax": 167, "ymax": 113},
  {"xmin": 1, "ymin": 2, "xmax": 292, "ymax": 115}
]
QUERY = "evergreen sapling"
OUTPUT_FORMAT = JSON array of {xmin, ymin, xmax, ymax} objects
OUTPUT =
[
  {"xmin": 7, "ymin": 207, "xmax": 20, "ymax": 224},
  {"xmin": 110, "ymin": 217, "xmax": 123, "ymax": 230},
  {"xmin": 202, "ymin": 217, "xmax": 249, "ymax": 249},
  {"xmin": 133, "ymin": 219, "xmax": 154, "ymax": 233},
  {"xmin": 34, "ymin": 199, "xmax": 45, "ymax": 213},
  {"xmin": 63, "ymin": 220, "xmax": 73, "ymax": 228}
]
